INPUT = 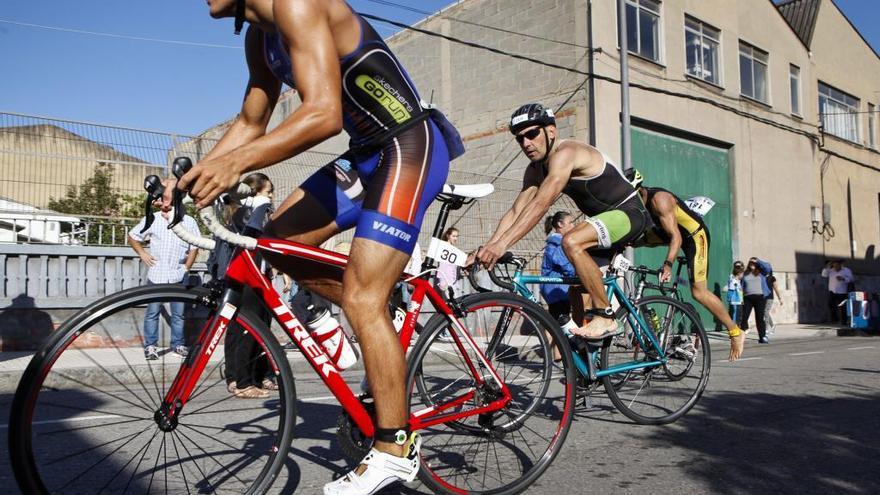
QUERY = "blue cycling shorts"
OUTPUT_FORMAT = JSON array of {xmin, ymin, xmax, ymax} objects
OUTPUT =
[{"xmin": 301, "ymin": 118, "xmax": 450, "ymax": 254}]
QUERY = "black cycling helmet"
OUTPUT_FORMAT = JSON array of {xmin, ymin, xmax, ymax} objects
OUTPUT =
[
  {"xmin": 624, "ymin": 168, "xmax": 644, "ymax": 188},
  {"xmin": 509, "ymin": 103, "xmax": 556, "ymax": 134}
]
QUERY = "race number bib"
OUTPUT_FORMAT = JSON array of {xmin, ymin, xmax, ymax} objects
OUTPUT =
[
  {"xmin": 684, "ymin": 196, "xmax": 715, "ymax": 217},
  {"xmin": 427, "ymin": 238, "xmax": 467, "ymax": 267},
  {"xmin": 611, "ymin": 254, "xmax": 633, "ymax": 273}
]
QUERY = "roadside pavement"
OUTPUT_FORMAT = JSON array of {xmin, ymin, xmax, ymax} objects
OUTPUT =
[{"xmin": 1, "ymin": 323, "xmax": 875, "ymax": 393}]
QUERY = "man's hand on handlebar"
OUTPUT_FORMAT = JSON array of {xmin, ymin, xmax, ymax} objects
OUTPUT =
[
  {"xmin": 659, "ymin": 264, "xmax": 672, "ymax": 283},
  {"xmin": 475, "ymin": 240, "xmax": 507, "ymax": 270},
  {"xmin": 177, "ymin": 155, "xmax": 243, "ymax": 209}
]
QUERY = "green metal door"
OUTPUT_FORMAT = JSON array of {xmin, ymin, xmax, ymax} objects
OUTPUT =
[{"xmin": 631, "ymin": 127, "xmax": 733, "ymax": 331}]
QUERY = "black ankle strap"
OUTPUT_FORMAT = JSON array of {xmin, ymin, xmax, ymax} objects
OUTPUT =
[
  {"xmin": 375, "ymin": 427, "xmax": 409, "ymax": 446},
  {"xmin": 585, "ymin": 307, "xmax": 614, "ymax": 318}
]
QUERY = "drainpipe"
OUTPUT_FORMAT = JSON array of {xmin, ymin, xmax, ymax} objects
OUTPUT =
[{"xmin": 587, "ymin": 0, "xmax": 596, "ymax": 146}]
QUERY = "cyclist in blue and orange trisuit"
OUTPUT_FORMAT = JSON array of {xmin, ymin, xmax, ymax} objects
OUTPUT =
[
  {"xmin": 474, "ymin": 103, "xmax": 650, "ymax": 342},
  {"xmin": 626, "ymin": 169, "xmax": 745, "ymax": 361},
  {"xmin": 177, "ymin": 1, "xmax": 464, "ymax": 493}
]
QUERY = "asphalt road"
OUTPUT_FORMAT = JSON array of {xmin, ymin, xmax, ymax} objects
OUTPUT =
[{"xmin": 2, "ymin": 333, "xmax": 878, "ymax": 494}]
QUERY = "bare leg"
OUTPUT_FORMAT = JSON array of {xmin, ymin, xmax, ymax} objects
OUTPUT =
[
  {"xmin": 568, "ymin": 287, "xmax": 591, "ymax": 326},
  {"xmin": 692, "ymin": 281, "xmax": 744, "ymax": 361},
  {"xmin": 262, "ymin": 188, "xmax": 345, "ymax": 303},
  {"xmin": 342, "ymin": 238, "xmax": 411, "ymax": 458},
  {"xmin": 561, "ymin": 223, "xmax": 618, "ymax": 338}
]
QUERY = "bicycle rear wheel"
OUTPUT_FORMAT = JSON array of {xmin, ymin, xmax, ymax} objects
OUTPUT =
[
  {"xmin": 408, "ymin": 292, "xmax": 575, "ymax": 495},
  {"xmin": 8, "ymin": 285, "xmax": 296, "ymax": 494},
  {"xmin": 600, "ymin": 296, "xmax": 710, "ymax": 425}
]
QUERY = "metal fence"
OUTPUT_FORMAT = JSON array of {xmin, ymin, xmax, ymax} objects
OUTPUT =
[{"xmin": 0, "ymin": 111, "xmax": 582, "ymax": 270}]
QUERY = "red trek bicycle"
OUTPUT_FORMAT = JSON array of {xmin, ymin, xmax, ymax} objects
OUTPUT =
[{"xmin": 9, "ymin": 157, "xmax": 576, "ymax": 494}]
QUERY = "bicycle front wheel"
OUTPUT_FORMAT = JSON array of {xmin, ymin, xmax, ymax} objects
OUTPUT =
[
  {"xmin": 600, "ymin": 295, "xmax": 710, "ymax": 425},
  {"xmin": 8, "ymin": 284, "xmax": 296, "ymax": 494},
  {"xmin": 408, "ymin": 292, "xmax": 576, "ymax": 495}
]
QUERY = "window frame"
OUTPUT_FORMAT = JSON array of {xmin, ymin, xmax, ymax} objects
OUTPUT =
[
  {"xmin": 684, "ymin": 15, "xmax": 722, "ymax": 87},
  {"xmin": 789, "ymin": 64, "xmax": 802, "ymax": 117},
  {"xmin": 622, "ymin": 0, "xmax": 664, "ymax": 65},
  {"xmin": 739, "ymin": 40, "xmax": 770, "ymax": 105},
  {"xmin": 818, "ymin": 81, "xmax": 861, "ymax": 143}
]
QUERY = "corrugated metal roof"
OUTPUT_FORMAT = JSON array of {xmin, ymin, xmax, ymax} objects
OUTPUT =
[{"xmin": 776, "ymin": 0, "xmax": 822, "ymax": 48}]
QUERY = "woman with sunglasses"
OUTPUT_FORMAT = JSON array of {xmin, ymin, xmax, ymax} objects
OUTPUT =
[{"xmin": 473, "ymin": 102, "xmax": 650, "ymax": 341}]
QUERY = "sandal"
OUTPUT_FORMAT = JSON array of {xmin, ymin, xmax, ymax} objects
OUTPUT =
[
  {"xmin": 226, "ymin": 381, "xmax": 236, "ymax": 394},
  {"xmin": 262, "ymin": 378, "xmax": 279, "ymax": 391},
  {"xmin": 573, "ymin": 319, "xmax": 622, "ymax": 341},
  {"xmin": 232, "ymin": 385, "xmax": 270, "ymax": 399}
]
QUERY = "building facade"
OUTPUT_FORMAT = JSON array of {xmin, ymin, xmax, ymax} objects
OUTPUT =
[{"xmin": 206, "ymin": 0, "xmax": 879, "ymax": 323}]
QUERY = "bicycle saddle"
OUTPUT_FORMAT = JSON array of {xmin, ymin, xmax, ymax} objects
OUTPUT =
[{"xmin": 441, "ymin": 183, "xmax": 494, "ymax": 199}]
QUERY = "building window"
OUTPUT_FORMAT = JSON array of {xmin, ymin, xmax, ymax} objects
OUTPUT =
[
  {"xmin": 869, "ymin": 103, "xmax": 877, "ymax": 149},
  {"xmin": 624, "ymin": 0, "xmax": 661, "ymax": 63},
  {"xmin": 789, "ymin": 65, "xmax": 801, "ymax": 116},
  {"xmin": 739, "ymin": 42, "xmax": 769, "ymax": 104},
  {"xmin": 685, "ymin": 16, "xmax": 721, "ymax": 85},
  {"xmin": 819, "ymin": 82, "xmax": 860, "ymax": 142}
]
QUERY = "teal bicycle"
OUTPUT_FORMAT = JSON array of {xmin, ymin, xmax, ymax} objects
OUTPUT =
[{"xmin": 469, "ymin": 253, "xmax": 710, "ymax": 425}]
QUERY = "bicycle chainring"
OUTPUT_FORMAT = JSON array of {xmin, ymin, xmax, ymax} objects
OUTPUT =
[{"xmin": 336, "ymin": 396, "xmax": 375, "ymax": 462}]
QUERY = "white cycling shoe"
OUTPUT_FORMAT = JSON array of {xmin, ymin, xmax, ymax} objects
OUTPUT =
[{"xmin": 323, "ymin": 433, "xmax": 421, "ymax": 495}]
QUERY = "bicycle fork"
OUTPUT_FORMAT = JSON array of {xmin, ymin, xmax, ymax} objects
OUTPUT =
[{"xmin": 157, "ymin": 287, "xmax": 246, "ymax": 431}]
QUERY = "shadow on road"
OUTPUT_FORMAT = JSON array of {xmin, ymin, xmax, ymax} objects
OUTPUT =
[{"xmin": 643, "ymin": 389, "xmax": 880, "ymax": 494}]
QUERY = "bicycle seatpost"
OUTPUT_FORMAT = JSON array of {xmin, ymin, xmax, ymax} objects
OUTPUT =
[{"xmin": 168, "ymin": 156, "xmax": 193, "ymax": 228}]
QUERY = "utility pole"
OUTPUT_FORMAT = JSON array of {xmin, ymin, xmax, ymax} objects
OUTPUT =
[{"xmin": 618, "ymin": 0, "xmax": 632, "ymax": 172}]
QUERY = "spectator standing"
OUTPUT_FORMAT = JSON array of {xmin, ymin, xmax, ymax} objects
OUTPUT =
[
  {"xmin": 540, "ymin": 211, "xmax": 576, "ymax": 322},
  {"xmin": 821, "ymin": 259, "xmax": 854, "ymax": 325},
  {"xmin": 437, "ymin": 228, "xmax": 462, "ymax": 297},
  {"xmin": 725, "ymin": 261, "xmax": 745, "ymax": 325},
  {"xmin": 436, "ymin": 228, "xmax": 461, "ymax": 342},
  {"xmin": 208, "ymin": 173, "xmax": 277, "ymax": 399},
  {"xmin": 128, "ymin": 178, "xmax": 200, "ymax": 361},
  {"xmin": 765, "ymin": 273, "xmax": 784, "ymax": 334},
  {"xmin": 740, "ymin": 258, "xmax": 771, "ymax": 344}
]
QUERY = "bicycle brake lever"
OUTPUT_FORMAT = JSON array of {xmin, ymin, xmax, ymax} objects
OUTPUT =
[
  {"xmin": 168, "ymin": 157, "xmax": 193, "ymax": 229},
  {"xmin": 141, "ymin": 175, "xmax": 165, "ymax": 233}
]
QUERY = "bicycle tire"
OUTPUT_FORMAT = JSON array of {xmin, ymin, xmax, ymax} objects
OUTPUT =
[
  {"xmin": 408, "ymin": 292, "xmax": 575, "ymax": 495},
  {"xmin": 8, "ymin": 284, "xmax": 296, "ymax": 495},
  {"xmin": 599, "ymin": 295, "xmax": 710, "ymax": 425}
]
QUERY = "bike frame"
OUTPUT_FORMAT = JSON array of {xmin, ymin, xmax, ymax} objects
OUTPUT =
[
  {"xmin": 504, "ymin": 269, "xmax": 666, "ymax": 381},
  {"xmin": 161, "ymin": 237, "xmax": 513, "ymax": 438}
]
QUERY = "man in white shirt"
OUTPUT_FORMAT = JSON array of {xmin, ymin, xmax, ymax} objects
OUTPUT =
[
  {"xmin": 128, "ymin": 179, "xmax": 200, "ymax": 360},
  {"xmin": 821, "ymin": 259, "xmax": 854, "ymax": 325}
]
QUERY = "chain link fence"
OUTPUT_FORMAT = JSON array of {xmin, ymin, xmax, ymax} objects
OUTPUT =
[{"xmin": 0, "ymin": 111, "xmax": 581, "ymax": 271}]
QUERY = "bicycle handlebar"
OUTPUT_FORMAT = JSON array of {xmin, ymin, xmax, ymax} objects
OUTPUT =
[
  {"xmin": 630, "ymin": 265, "xmax": 662, "ymax": 276},
  {"xmin": 143, "ymin": 157, "xmax": 262, "ymax": 251},
  {"xmin": 466, "ymin": 251, "xmax": 522, "ymax": 292}
]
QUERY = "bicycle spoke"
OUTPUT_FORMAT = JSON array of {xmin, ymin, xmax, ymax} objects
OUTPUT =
[
  {"xmin": 54, "ymin": 424, "xmax": 154, "ymax": 491},
  {"xmin": 41, "ymin": 416, "xmax": 150, "ymax": 437},
  {"xmin": 169, "ymin": 428, "xmax": 193, "ymax": 495},
  {"xmin": 174, "ymin": 430, "xmax": 217, "ymax": 495},
  {"xmin": 123, "ymin": 429, "xmax": 158, "ymax": 495},
  {"xmin": 98, "ymin": 322, "xmax": 160, "ymax": 410},
  {"xmin": 50, "ymin": 369, "xmax": 153, "ymax": 414},
  {"xmin": 69, "ymin": 350, "xmax": 155, "ymax": 412},
  {"xmin": 176, "ymin": 426, "xmax": 250, "ymax": 488},
  {"xmin": 36, "ymin": 400, "xmax": 145, "ymax": 422},
  {"xmin": 95, "ymin": 431, "xmax": 154, "ymax": 495}
]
